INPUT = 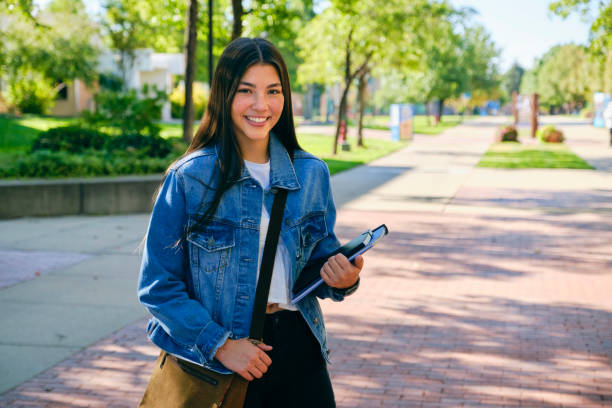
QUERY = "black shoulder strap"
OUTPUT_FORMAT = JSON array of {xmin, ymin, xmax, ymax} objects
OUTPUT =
[{"xmin": 249, "ymin": 188, "xmax": 288, "ymax": 340}]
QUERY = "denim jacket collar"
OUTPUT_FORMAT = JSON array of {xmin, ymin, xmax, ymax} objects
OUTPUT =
[{"xmin": 233, "ymin": 132, "xmax": 301, "ymax": 191}]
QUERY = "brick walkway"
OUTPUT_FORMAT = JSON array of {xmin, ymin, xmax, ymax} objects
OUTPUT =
[
  {"xmin": 1, "ymin": 207, "xmax": 611, "ymax": 407},
  {"xmin": 1, "ymin": 118, "xmax": 611, "ymax": 407}
]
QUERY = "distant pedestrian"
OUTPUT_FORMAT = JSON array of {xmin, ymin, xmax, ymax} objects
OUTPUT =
[
  {"xmin": 604, "ymin": 101, "xmax": 612, "ymax": 146},
  {"xmin": 137, "ymin": 37, "xmax": 363, "ymax": 408}
]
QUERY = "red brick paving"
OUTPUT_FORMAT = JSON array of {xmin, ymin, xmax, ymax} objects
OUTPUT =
[{"xmin": 1, "ymin": 207, "xmax": 611, "ymax": 407}]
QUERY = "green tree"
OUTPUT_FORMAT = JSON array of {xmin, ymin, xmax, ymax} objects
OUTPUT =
[
  {"xmin": 424, "ymin": 22, "xmax": 500, "ymax": 122},
  {"xmin": 102, "ymin": 0, "xmax": 155, "ymax": 88},
  {"xmin": 502, "ymin": 62, "xmax": 525, "ymax": 99},
  {"xmin": 549, "ymin": 0, "xmax": 612, "ymax": 95},
  {"xmin": 0, "ymin": 0, "xmax": 100, "ymax": 113},
  {"xmin": 549, "ymin": 0, "xmax": 612, "ymax": 57},
  {"xmin": 297, "ymin": 0, "xmax": 429, "ymax": 153},
  {"xmin": 101, "ymin": 0, "xmax": 231, "ymax": 84},
  {"xmin": 387, "ymin": 12, "xmax": 499, "ymax": 122},
  {"xmin": 525, "ymin": 44, "xmax": 595, "ymax": 112},
  {"xmin": 244, "ymin": 0, "xmax": 316, "ymax": 87}
]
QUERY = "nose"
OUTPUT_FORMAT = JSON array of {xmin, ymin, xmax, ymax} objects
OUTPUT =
[{"xmin": 252, "ymin": 91, "xmax": 267, "ymax": 111}]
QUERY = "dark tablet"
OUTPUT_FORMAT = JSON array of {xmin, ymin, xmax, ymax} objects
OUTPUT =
[{"xmin": 291, "ymin": 224, "xmax": 388, "ymax": 304}]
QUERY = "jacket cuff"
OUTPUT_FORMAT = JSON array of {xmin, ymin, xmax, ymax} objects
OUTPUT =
[
  {"xmin": 329, "ymin": 277, "xmax": 360, "ymax": 301},
  {"xmin": 195, "ymin": 321, "xmax": 231, "ymax": 364}
]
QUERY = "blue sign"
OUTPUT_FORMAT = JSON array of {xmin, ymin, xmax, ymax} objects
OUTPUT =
[
  {"xmin": 593, "ymin": 92, "xmax": 611, "ymax": 128},
  {"xmin": 390, "ymin": 104, "xmax": 413, "ymax": 141}
]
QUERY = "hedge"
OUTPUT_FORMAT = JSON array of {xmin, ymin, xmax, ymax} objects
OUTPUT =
[{"xmin": 0, "ymin": 150, "xmax": 174, "ymax": 179}]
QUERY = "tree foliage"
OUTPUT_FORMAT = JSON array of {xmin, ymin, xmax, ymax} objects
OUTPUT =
[
  {"xmin": 370, "ymin": 8, "xmax": 500, "ymax": 119},
  {"xmin": 502, "ymin": 63, "xmax": 525, "ymax": 99},
  {"xmin": 244, "ymin": 0, "xmax": 315, "ymax": 87},
  {"xmin": 102, "ymin": 0, "xmax": 231, "ymax": 83},
  {"xmin": 520, "ymin": 43, "xmax": 602, "ymax": 111},
  {"xmin": 0, "ymin": 0, "xmax": 100, "ymax": 113},
  {"xmin": 297, "ymin": 0, "xmax": 433, "ymax": 152},
  {"xmin": 549, "ymin": 0, "xmax": 612, "ymax": 57}
]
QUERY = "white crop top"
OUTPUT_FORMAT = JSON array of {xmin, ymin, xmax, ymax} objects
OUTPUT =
[{"xmin": 244, "ymin": 160, "xmax": 297, "ymax": 311}]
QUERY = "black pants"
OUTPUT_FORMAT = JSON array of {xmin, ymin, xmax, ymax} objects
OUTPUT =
[{"xmin": 243, "ymin": 311, "xmax": 336, "ymax": 408}]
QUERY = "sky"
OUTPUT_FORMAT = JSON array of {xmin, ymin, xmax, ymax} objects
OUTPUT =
[{"xmin": 450, "ymin": 0, "xmax": 593, "ymax": 72}]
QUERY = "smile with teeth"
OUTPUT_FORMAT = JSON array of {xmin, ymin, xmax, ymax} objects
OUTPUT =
[{"xmin": 246, "ymin": 116, "xmax": 269, "ymax": 123}]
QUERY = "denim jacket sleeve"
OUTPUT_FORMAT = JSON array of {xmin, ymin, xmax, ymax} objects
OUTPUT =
[
  {"xmin": 310, "ymin": 164, "xmax": 360, "ymax": 301},
  {"xmin": 137, "ymin": 169, "xmax": 230, "ymax": 365}
]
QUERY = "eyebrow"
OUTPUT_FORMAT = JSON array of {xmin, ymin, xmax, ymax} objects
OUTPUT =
[{"xmin": 239, "ymin": 81, "xmax": 282, "ymax": 88}]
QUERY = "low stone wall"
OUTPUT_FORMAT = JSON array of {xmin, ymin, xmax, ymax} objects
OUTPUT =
[{"xmin": 0, "ymin": 175, "xmax": 164, "ymax": 219}]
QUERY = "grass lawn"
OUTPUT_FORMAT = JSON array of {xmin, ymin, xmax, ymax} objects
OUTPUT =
[
  {"xmin": 0, "ymin": 115, "xmax": 78, "ymax": 153},
  {"xmin": 1, "ymin": 115, "xmax": 406, "ymax": 177},
  {"xmin": 297, "ymin": 133, "xmax": 406, "ymax": 174},
  {"xmin": 349, "ymin": 114, "xmax": 467, "ymax": 135},
  {"xmin": 478, "ymin": 142, "xmax": 594, "ymax": 169}
]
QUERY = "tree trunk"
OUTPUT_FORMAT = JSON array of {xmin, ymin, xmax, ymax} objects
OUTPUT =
[
  {"xmin": 333, "ymin": 85, "xmax": 350, "ymax": 155},
  {"xmin": 333, "ymin": 30, "xmax": 353, "ymax": 155},
  {"xmin": 183, "ymin": 0, "xmax": 198, "ymax": 143},
  {"xmin": 231, "ymin": 0, "xmax": 243, "ymax": 40},
  {"xmin": 332, "ymin": 29, "xmax": 371, "ymax": 154},
  {"xmin": 436, "ymin": 98, "xmax": 445, "ymax": 124},
  {"xmin": 208, "ymin": 0, "xmax": 213, "ymax": 86},
  {"xmin": 356, "ymin": 69, "xmax": 369, "ymax": 147}
]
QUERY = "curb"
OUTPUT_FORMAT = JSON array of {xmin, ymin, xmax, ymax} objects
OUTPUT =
[{"xmin": 0, "ymin": 174, "xmax": 163, "ymax": 219}]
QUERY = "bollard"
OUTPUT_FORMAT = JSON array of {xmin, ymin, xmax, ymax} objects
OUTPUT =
[{"xmin": 339, "ymin": 120, "xmax": 350, "ymax": 151}]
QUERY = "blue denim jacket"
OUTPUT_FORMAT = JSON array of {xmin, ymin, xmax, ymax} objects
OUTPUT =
[{"xmin": 138, "ymin": 134, "xmax": 358, "ymax": 374}]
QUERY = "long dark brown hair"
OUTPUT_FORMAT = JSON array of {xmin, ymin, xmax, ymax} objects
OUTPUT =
[{"xmin": 178, "ymin": 37, "xmax": 300, "ymax": 233}]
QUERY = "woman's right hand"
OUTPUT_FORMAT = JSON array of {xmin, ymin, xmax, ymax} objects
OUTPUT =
[{"xmin": 214, "ymin": 338, "xmax": 273, "ymax": 381}]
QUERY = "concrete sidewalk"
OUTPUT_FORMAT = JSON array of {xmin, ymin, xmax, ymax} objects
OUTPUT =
[{"xmin": 1, "ymin": 118, "xmax": 611, "ymax": 407}]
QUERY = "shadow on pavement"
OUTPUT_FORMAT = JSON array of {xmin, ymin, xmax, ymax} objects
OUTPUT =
[
  {"xmin": 327, "ymin": 296, "xmax": 612, "ymax": 407},
  {"xmin": 0, "ymin": 319, "xmax": 155, "ymax": 408},
  {"xmin": 334, "ymin": 210, "xmax": 612, "ymax": 283},
  {"xmin": 333, "ymin": 165, "xmax": 413, "ymax": 209},
  {"xmin": 452, "ymin": 188, "xmax": 612, "ymax": 213}
]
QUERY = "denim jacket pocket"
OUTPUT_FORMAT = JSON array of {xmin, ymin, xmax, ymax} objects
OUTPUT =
[
  {"xmin": 187, "ymin": 222, "xmax": 235, "ymax": 273},
  {"xmin": 299, "ymin": 213, "xmax": 328, "ymax": 260}
]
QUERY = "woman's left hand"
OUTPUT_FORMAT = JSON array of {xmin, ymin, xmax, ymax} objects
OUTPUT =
[{"xmin": 320, "ymin": 253, "xmax": 364, "ymax": 289}]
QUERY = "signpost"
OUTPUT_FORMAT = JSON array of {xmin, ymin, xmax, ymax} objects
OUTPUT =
[
  {"xmin": 390, "ymin": 104, "xmax": 413, "ymax": 142},
  {"xmin": 513, "ymin": 92, "xmax": 539, "ymax": 138},
  {"xmin": 593, "ymin": 92, "xmax": 611, "ymax": 128}
]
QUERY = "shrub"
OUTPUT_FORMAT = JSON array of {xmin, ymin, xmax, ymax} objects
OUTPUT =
[
  {"xmin": 1, "ymin": 150, "xmax": 105, "ymax": 178},
  {"xmin": 496, "ymin": 125, "xmax": 518, "ymax": 142},
  {"xmin": 104, "ymin": 133, "xmax": 172, "ymax": 158},
  {"xmin": 98, "ymin": 73, "xmax": 123, "ymax": 92},
  {"xmin": 82, "ymin": 85, "xmax": 166, "ymax": 138},
  {"xmin": 580, "ymin": 107, "xmax": 593, "ymax": 119},
  {"xmin": 537, "ymin": 125, "xmax": 565, "ymax": 143},
  {"xmin": 5, "ymin": 71, "xmax": 56, "ymax": 115},
  {"xmin": 30, "ymin": 124, "xmax": 173, "ymax": 158},
  {"xmin": 169, "ymin": 82, "xmax": 208, "ymax": 120},
  {"xmin": 0, "ymin": 150, "xmax": 173, "ymax": 179},
  {"xmin": 31, "ymin": 126, "xmax": 107, "ymax": 153}
]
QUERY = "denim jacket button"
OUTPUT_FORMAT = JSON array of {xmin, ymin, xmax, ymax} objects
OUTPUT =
[
  {"xmin": 209, "ymin": 237, "xmax": 215, "ymax": 246},
  {"xmin": 313, "ymin": 317, "xmax": 319, "ymax": 325}
]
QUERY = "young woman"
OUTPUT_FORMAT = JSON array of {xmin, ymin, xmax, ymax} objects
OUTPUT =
[{"xmin": 138, "ymin": 37, "xmax": 363, "ymax": 408}]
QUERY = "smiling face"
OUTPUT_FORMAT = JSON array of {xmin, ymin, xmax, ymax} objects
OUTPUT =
[{"xmin": 231, "ymin": 63, "xmax": 284, "ymax": 162}]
